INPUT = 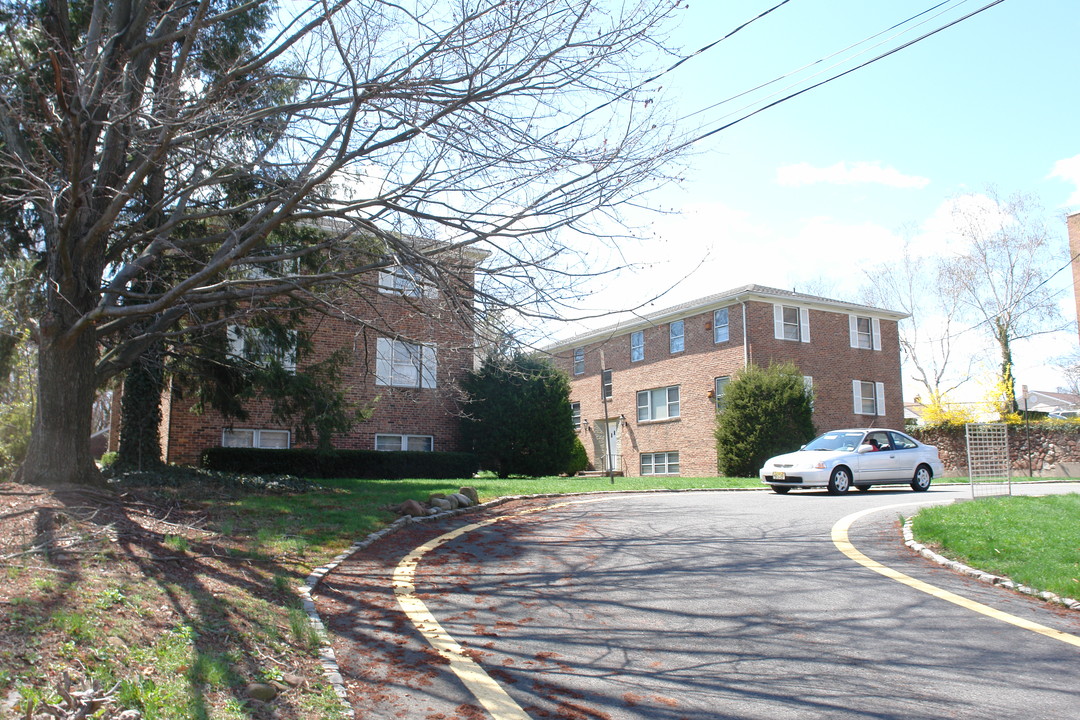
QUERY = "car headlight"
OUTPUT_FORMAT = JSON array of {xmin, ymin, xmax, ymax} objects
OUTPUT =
[{"xmin": 809, "ymin": 461, "xmax": 827, "ymax": 470}]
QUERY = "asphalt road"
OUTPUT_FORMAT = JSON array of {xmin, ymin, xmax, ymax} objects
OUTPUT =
[{"xmin": 322, "ymin": 483, "xmax": 1080, "ymax": 719}]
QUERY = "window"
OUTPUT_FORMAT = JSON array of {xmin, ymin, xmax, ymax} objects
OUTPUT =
[
  {"xmin": 222, "ymin": 428, "xmax": 290, "ymax": 449},
  {"xmin": 375, "ymin": 434, "xmax": 434, "ymax": 452},
  {"xmin": 637, "ymin": 386, "xmax": 680, "ymax": 421},
  {"xmin": 669, "ymin": 320, "xmax": 684, "ymax": 353},
  {"xmin": 573, "ymin": 347, "xmax": 585, "ymax": 375},
  {"xmin": 571, "ymin": 402, "xmax": 581, "ymax": 429},
  {"xmin": 713, "ymin": 308, "xmax": 729, "ymax": 343},
  {"xmin": 641, "ymin": 452, "xmax": 680, "ymax": 476},
  {"xmin": 601, "ymin": 369, "xmax": 613, "ymax": 400},
  {"xmin": 630, "ymin": 331, "xmax": 644, "ymax": 362},
  {"xmin": 375, "ymin": 338, "xmax": 437, "ymax": 388},
  {"xmin": 804, "ymin": 376, "xmax": 814, "ymax": 410},
  {"xmin": 773, "ymin": 304, "xmax": 809, "ymax": 343},
  {"xmin": 227, "ymin": 325, "xmax": 297, "ymax": 372},
  {"xmin": 714, "ymin": 376, "xmax": 730, "ymax": 406},
  {"xmin": 889, "ymin": 431, "xmax": 918, "ymax": 450},
  {"xmin": 853, "ymin": 380, "xmax": 885, "ymax": 415},
  {"xmin": 849, "ymin": 315, "xmax": 881, "ymax": 350},
  {"xmin": 379, "ymin": 265, "xmax": 433, "ymax": 298}
]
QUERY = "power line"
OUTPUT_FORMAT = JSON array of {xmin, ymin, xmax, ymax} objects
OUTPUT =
[{"xmin": 676, "ymin": 0, "xmax": 1007, "ymax": 151}]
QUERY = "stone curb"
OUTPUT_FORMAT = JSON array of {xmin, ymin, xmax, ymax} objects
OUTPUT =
[{"xmin": 902, "ymin": 505, "xmax": 1080, "ymax": 612}]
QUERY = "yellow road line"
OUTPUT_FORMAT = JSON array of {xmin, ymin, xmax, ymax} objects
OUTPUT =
[
  {"xmin": 393, "ymin": 499, "xmax": 603, "ymax": 719},
  {"xmin": 832, "ymin": 503, "xmax": 1080, "ymax": 649}
]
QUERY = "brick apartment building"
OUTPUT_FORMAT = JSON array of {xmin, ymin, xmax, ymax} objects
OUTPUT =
[
  {"xmin": 112, "ymin": 248, "xmax": 484, "ymax": 465},
  {"xmin": 546, "ymin": 285, "xmax": 907, "ymax": 477}
]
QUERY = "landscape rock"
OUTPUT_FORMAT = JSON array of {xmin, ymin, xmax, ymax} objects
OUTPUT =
[
  {"xmin": 431, "ymin": 498, "xmax": 452, "ymax": 511},
  {"xmin": 246, "ymin": 682, "xmax": 278, "ymax": 702},
  {"xmin": 450, "ymin": 492, "xmax": 472, "ymax": 507},
  {"xmin": 458, "ymin": 486, "xmax": 479, "ymax": 504},
  {"xmin": 398, "ymin": 499, "xmax": 427, "ymax": 517}
]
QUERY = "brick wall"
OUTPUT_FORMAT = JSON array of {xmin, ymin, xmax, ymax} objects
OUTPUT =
[
  {"xmin": 153, "ymin": 266, "xmax": 477, "ymax": 465},
  {"xmin": 553, "ymin": 299, "xmax": 904, "ymax": 477}
]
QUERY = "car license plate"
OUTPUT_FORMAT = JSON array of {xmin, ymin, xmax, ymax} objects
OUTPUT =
[{"xmin": 772, "ymin": 471, "xmax": 786, "ymax": 480}]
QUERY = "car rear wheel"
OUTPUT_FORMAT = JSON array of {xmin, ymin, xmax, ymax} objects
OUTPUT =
[
  {"xmin": 911, "ymin": 465, "xmax": 932, "ymax": 492},
  {"xmin": 855, "ymin": 484, "xmax": 871, "ymax": 492},
  {"xmin": 828, "ymin": 467, "xmax": 851, "ymax": 494},
  {"xmin": 772, "ymin": 485, "xmax": 790, "ymax": 494}
]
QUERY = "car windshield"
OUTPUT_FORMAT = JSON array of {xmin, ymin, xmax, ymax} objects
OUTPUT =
[{"xmin": 803, "ymin": 431, "xmax": 865, "ymax": 452}]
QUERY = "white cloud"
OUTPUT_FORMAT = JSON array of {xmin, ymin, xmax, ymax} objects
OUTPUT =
[
  {"xmin": 776, "ymin": 161, "xmax": 930, "ymax": 189},
  {"xmin": 1048, "ymin": 153, "xmax": 1080, "ymax": 206}
]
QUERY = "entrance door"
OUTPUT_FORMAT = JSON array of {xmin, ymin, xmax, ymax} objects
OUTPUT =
[{"xmin": 593, "ymin": 419, "xmax": 622, "ymax": 472}]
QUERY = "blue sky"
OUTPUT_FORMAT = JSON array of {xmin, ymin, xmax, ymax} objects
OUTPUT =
[{"xmin": 549, "ymin": 0, "xmax": 1080, "ymax": 401}]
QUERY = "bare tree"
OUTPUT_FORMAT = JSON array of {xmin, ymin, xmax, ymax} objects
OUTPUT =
[
  {"xmin": 0, "ymin": 0, "xmax": 683, "ymax": 487},
  {"xmin": 938, "ymin": 189, "xmax": 1067, "ymax": 413},
  {"xmin": 861, "ymin": 237, "xmax": 970, "ymax": 403}
]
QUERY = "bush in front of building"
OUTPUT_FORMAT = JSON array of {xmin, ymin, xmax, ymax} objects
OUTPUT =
[
  {"xmin": 460, "ymin": 354, "xmax": 579, "ymax": 478},
  {"xmin": 715, "ymin": 362, "xmax": 816, "ymax": 477},
  {"xmin": 201, "ymin": 447, "xmax": 479, "ymax": 479}
]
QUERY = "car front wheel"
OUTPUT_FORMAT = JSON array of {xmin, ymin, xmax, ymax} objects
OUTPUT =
[
  {"xmin": 911, "ymin": 465, "xmax": 932, "ymax": 492},
  {"xmin": 828, "ymin": 467, "xmax": 851, "ymax": 494}
]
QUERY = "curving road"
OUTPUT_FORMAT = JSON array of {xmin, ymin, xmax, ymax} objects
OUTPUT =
[{"xmin": 317, "ymin": 483, "xmax": 1080, "ymax": 719}]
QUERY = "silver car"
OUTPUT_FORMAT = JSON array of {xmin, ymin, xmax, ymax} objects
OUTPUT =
[{"xmin": 760, "ymin": 428, "xmax": 945, "ymax": 494}]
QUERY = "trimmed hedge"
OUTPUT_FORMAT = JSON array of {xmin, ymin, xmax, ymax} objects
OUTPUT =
[{"xmin": 201, "ymin": 446, "xmax": 480, "ymax": 479}]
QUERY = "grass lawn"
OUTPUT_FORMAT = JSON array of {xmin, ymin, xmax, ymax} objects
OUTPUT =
[
  {"xmin": 224, "ymin": 474, "xmax": 764, "ymax": 559},
  {"xmin": 910, "ymin": 493, "xmax": 1080, "ymax": 600}
]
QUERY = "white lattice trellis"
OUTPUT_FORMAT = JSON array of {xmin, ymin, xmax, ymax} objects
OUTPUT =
[{"xmin": 965, "ymin": 423, "xmax": 1012, "ymax": 498}]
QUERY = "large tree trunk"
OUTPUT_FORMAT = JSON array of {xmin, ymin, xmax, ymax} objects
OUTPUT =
[{"xmin": 22, "ymin": 316, "xmax": 103, "ymax": 488}]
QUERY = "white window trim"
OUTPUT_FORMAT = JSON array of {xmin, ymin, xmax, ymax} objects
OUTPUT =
[
  {"xmin": 221, "ymin": 428, "xmax": 291, "ymax": 449},
  {"xmin": 571, "ymin": 401, "xmax": 581, "ymax": 429},
  {"xmin": 375, "ymin": 338, "xmax": 437, "ymax": 388},
  {"xmin": 641, "ymin": 451, "xmax": 680, "ymax": 476},
  {"xmin": 714, "ymin": 308, "xmax": 730, "ymax": 344},
  {"xmin": 669, "ymin": 320, "xmax": 685, "ymax": 353},
  {"xmin": 852, "ymin": 380, "xmax": 886, "ymax": 416},
  {"xmin": 573, "ymin": 347, "xmax": 585, "ymax": 375},
  {"xmin": 714, "ymin": 376, "xmax": 730, "ymax": 404},
  {"xmin": 227, "ymin": 325, "xmax": 297, "ymax": 372},
  {"xmin": 637, "ymin": 385, "xmax": 680, "ymax": 422},
  {"xmin": 379, "ymin": 265, "xmax": 436, "ymax": 298},
  {"xmin": 773, "ymin": 304, "xmax": 810, "ymax": 343},
  {"xmin": 848, "ymin": 315, "xmax": 881, "ymax": 351},
  {"xmin": 630, "ymin": 331, "xmax": 644, "ymax": 362},
  {"xmin": 375, "ymin": 433, "xmax": 434, "ymax": 452}
]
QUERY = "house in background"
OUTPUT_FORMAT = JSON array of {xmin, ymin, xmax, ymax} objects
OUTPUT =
[
  {"xmin": 546, "ymin": 285, "xmax": 907, "ymax": 477},
  {"xmin": 110, "ymin": 245, "xmax": 486, "ymax": 466},
  {"xmin": 1019, "ymin": 388, "xmax": 1080, "ymax": 418}
]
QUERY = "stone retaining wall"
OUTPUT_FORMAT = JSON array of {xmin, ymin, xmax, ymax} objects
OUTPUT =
[{"xmin": 911, "ymin": 424, "xmax": 1080, "ymax": 478}]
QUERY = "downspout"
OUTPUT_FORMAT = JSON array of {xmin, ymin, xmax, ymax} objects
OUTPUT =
[{"xmin": 741, "ymin": 301, "xmax": 749, "ymax": 368}]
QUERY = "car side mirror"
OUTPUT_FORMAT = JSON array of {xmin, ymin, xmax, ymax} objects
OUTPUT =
[{"xmin": 857, "ymin": 444, "xmax": 873, "ymax": 454}]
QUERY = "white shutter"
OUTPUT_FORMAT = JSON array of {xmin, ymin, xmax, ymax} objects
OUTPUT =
[
  {"xmin": 375, "ymin": 338, "xmax": 392, "ymax": 386},
  {"xmin": 420, "ymin": 346, "xmax": 438, "ymax": 388},
  {"xmin": 849, "ymin": 315, "xmax": 858, "ymax": 349},
  {"xmin": 875, "ymin": 382, "xmax": 886, "ymax": 416},
  {"xmin": 872, "ymin": 318, "xmax": 882, "ymax": 351},
  {"xmin": 853, "ymin": 380, "xmax": 862, "ymax": 415},
  {"xmin": 800, "ymin": 307, "xmax": 810, "ymax": 343},
  {"xmin": 227, "ymin": 325, "xmax": 246, "ymax": 358},
  {"xmin": 774, "ymin": 304, "xmax": 784, "ymax": 340}
]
